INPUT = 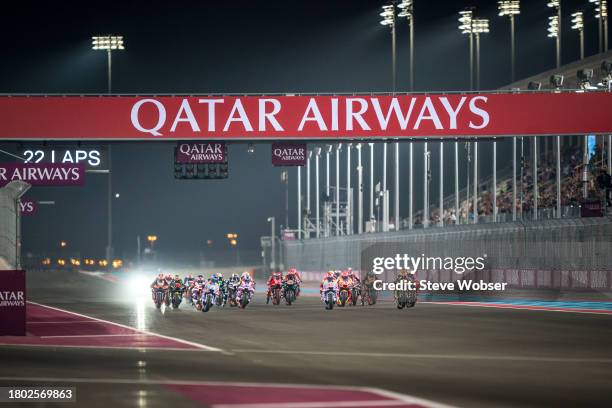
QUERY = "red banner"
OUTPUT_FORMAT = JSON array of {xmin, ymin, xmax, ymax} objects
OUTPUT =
[
  {"xmin": 0, "ymin": 93, "xmax": 611, "ymax": 140},
  {"xmin": 0, "ymin": 270, "xmax": 26, "ymax": 336}
]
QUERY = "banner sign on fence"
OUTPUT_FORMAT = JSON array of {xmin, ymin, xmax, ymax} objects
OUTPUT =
[
  {"xmin": 18, "ymin": 199, "xmax": 37, "ymax": 216},
  {"xmin": 175, "ymin": 142, "xmax": 226, "ymax": 163},
  {"xmin": 0, "ymin": 270, "xmax": 26, "ymax": 336},
  {"xmin": 0, "ymin": 164, "xmax": 85, "ymax": 187},
  {"xmin": 0, "ymin": 93, "xmax": 611, "ymax": 140},
  {"xmin": 272, "ymin": 143, "xmax": 307, "ymax": 166}
]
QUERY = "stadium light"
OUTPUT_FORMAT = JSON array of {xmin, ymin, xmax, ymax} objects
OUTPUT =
[
  {"xmin": 547, "ymin": 1, "xmax": 562, "ymax": 68},
  {"xmin": 397, "ymin": 1, "xmax": 415, "ymax": 91},
  {"xmin": 589, "ymin": 0, "xmax": 608, "ymax": 53},
  {"xmin": 472, "ymin": 18, "xmax": 489, "ymax": 90},
  {"xmin": 458, "ymin": 8, "xmax": 475, "ymax": 90},
  {"xmin": 497, "ymin": 1, "xmax": 520, "ymax": 82},
  {"xmin": 571, "ymin": 12, "xmax": 585, "ymax": 59}
]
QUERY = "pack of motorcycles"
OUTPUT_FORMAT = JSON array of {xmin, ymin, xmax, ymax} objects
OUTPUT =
[
  {"xmin": 151, "ymin": 276, "xmax": 418, "ymax": 311},
  {"xmin": 151, "ymin": 279, "xmax": 254, "ymax": 312}
]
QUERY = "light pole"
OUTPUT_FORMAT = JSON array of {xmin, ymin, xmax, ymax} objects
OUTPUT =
[
  {"xmin": 297, "ymin": 166, "xmax": 301, "ymax": 240},
  {"xmin": 306, "ymin": 151, "xmax": 312, "ymax": 218},
  {"xmin": 423, "ymin": 142, "xmax": 429, "ymax": 228},
  {"xmin": 409, "ymin": 142, "xmax": 413, "ymax": 229},
  {"xmin": 315, "ymin": 148, "xmax": 321, "ymax": 238},
  {"xmin": 267, "ymin": 218, "xmax": 276, "ymax": 270},
  {"xmin": 548, "ymin": 1, "xmax": 562, "ymax": 68},
  {"xmin": 590, "ymin": 0, "xmax": 608, "ymax": 52},
  {"xmin": 472, "ymin": 19, "xmax": 490, "ymax": 91},
  {"xmin": 346, "ymin": 143, "xmax": 352, "ymax": 235},
  {"xmin": 92, "ymin": 35, "xmax": 124, "ymax": 265},
  {"xmin": 356, "ymin": 144, "xmax": 364, "ymax": 234},
  {"xmin": 335, "ymin": 144, "xmax": 342, "ymax": 236},
  {"xmin": 398, "ymin": 1, "xmax": 415, "ymax": 91},
  {"xmin": 459, "ymin": 9, "xmax": 475, "ymax": 90},
  {"xmin": 498, "ymin": 1, "xmax": 520, "ymax": 83},
  {"xmin": 572, "ymin": 12, "xmax": 585, "ymax": 59},
  {"xmin": 325, "ymin": 145, "xmax": 332, "ymax": 237},
  {"xmin": 471, "ymin": 19, "xmax": 488, "ymax": 223},
  {"xmin": 369, "ymin": 143, "xmax": 375, "ymax": 223},
  {"xmin": 380, "ymin": 3, "xmax": 397, "ymax": 229}
]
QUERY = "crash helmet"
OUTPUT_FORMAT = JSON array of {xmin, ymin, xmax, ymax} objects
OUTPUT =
[
  {"xmin": 341, "ymin": 270, "xmax": 349, "ymax": 278},
  {"xmin": 197, "ymin": 274, "xmax": 204, "ymax": 280},
  {"xmin": 231, "ymin": 273, "xmax": 239, "ymax": 280},
  {"xmin": 216, "ymin": 272, "xmax": 223, "ymax": 279},
  {"xmin": 326, "ymin": 271, "xmax": 335, "ymax": 278},
  {"xmin": 174, "ymin": 274, "xmax": 180, "ymax": 280},
  {"xmin": 288, "ymin": 267, "xmax": 297, "ymax": 274},
  {"xmin": 157, "ymin": 272, "xmax": 164, "ymax": 279}
]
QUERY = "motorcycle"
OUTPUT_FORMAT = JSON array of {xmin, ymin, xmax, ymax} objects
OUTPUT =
[
  {"xmin": 202, "ymin": 281, "xmax": 220, "ymax": 312},
  {"xmin": 170, "ymin": 282, "xmax": 185, "ymax": 309},
  {"xmin": 215, "ymin": 281, "xmax": 226, "ymax": 307},
  {"xmin": 267, "ymin": 277, "xmax": 282, "ymax": 305},
  {"xmin": 322, "ymin": 287, "xmax": 337, "ymax": 310},
  {"xmin": 337, "ymin": 282, "xmax": 351, "ymax": 307},
  {"xmin": 226, "ymin": 280, "xmax": 239, "ymax": 307},
  {"xmin": 283, "ymin": 279, "xmax": 299, "ymax": 305},
  {"xmin": 350, "ymin": 282, "xmax": 360, "ymax": 306},
  {"xmin": 237, "ymin": 282, "xmax": 254, "ymax": 309},
  {"xmin": 151, "ymin": 284, "xmax": 167, "ymax": 309},
  {"xmin": 361, "ymin": 282, "xmax": 378, "ymax": 306},
  {"xmin": 191, "ymin": 284, "xmax": 204, "ymax": 311},
  {"xmin": 395, "ymin": 278, "xmax": 418, "ymax": 309}
]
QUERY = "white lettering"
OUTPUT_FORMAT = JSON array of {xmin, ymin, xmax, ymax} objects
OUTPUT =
[
  {"xmin": 131, "ymin": 99, "xmax": 166, "ymax": 136},
  {"xmin": 171, "ymin": 99, "xmax": 201, "ymax": 132},
  {"xmin": 468, "ymin": 96, "xmax": 490, "ymax": 129},
  {"xmin": 223, "ymin": 99, "xmax": 253, "ymax": 132},
  {"xmin": 258, "ymin": 99, "xmax": 283, "ymax": 131},
  {"xmin": 298, "ymin": 99, "xmax": 327, "ymax": 131}
]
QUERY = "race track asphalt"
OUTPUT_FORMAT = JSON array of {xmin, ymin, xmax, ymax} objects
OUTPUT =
[{"xmin": 1, "ymin": 269, "xmax": 611, "ymax": 408}]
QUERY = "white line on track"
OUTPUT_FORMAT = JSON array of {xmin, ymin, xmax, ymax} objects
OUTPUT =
[
  {"xmin": 211, "ymin": 401, "xmax": 409, "ymax": 408},
  {"xmin": 229, "ymin": 349, "xmax": 612, "ymax": 364},
  {"xmin": 0, "ymin": 377, "xmax": 455, "ymax": 408},
  {"xmin": 28, "ymin": 320, "xmax": 94, "ymax": 324},
  {"xmin": 423, "ymin": 301, "xmax": 612, "ymax": 316},
  {"xmin": 0, "ymin": 343, "xmax": 209, "ymax": 352},
  {"xmin": 40, "ymin": 334, "xmax": 145, "ymax": 339},
  {"xmin": 27, "ymin": 301, "xmax": 223, "ymax": 352}
]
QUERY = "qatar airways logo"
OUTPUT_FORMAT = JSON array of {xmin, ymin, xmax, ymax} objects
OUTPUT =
[
  {"xmin": 130, "ymin": 96, "xmax": 490, "ymax": 137},
  {"xmin": 0, "ymin": 291, "xmax": 25, "ymax": 307}
]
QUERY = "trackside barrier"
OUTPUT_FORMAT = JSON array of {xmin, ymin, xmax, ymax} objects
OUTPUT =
[
  {"xmin": 285, "ymin": 217, "xmax": 612, "ymax": 291},
  {"xmin": 0, "ymin": 182, "xmax": 31, "ymax": 270}
]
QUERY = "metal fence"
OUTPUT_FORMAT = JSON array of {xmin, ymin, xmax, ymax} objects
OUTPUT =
[
  {"xmin": 284, "ymin": 217, "xmax": 612, "ymax": 289},
  {"xmin": 0, "ymin": 181, "xmax": 30, "ymax": 269}
]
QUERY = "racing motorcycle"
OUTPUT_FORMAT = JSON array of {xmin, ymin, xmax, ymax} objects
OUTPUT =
[
  {"xmin": 283, "ymin": 278, "xmax": 299, "ymax": 306},
  {"xmin": 267, "ymin": 276, "xmax": 283, "ymax": 306},
  {"xmin": 322, "ymin": 287, "xmax": 337, "ymax": 310},
  {"xmin": 151, "ymin": 282, "xmax": 168, "ymax": 309},
  {"xmin": 395, "ymin": 277, "xmax": 418, "ymax": 309},
  {"xmin": 350, "ymin": 282, "xmax": 360, "ymax": 306},
  {"xmin": 337, "ymin": 281, "xmax": 351, "ymax": 307},
  {"xmin": 226, "ymin": 280, "xmax": 239, "ymax": 307},
  {"xmin": 202, "ymin": 281, "xmax": 220, "ymax": 312},
  {"xmin": 236, "ymin": 282, "xmax": 254, "ymax": 309},
  {"xmin": 215, "ymin": 281, "xmax": 226, "ymax": 307},
  {"xmin": 170, "ymin": 281, "xmax": 185, "ymax": 309},
  {"xmin": 361, "ymin": 282, "xmax": 378, "ymax": 306},
  {"xmin": 191, "ymin": 283, "xmax": 204, "ymax": 311}
]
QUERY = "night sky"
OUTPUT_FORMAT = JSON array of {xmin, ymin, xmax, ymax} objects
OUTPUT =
[{"xmin": 0, "ymin": 0, "xmax": 607, "ymax": 260}]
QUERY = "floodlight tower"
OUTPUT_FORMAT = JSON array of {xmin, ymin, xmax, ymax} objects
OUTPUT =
[
  {"xmin": 458, "ymin": 9, "xmax": 475, "ymax": 90},
  {"xmin": 380, "ymin": 3, "xmax": 397, "ymax": 230},
  {"xmin": 397, "ymin": 1, "xmax": 415, "ymax": 91},
  {"xmin": 91, "ymin": 35, "xmax": 124, "ymax": 94},
  {"xmin": 590, "ymin": 0, "xmax": 608, "ymax": 52},
  {"xmin": 498, "ymin": 1, "xmax": 520, "ymax": 82},
  {"xmin": 547, "ymin": 1, "xmax": 562, "ymax": 68},
  {"xmin": 92, "ymin": 35, "xmax": 124, "ymax": 265},
  {"xmin": 471, "ymin": 18, "xmax": 488, "ymax": 223},
  {"xmin": 572, "ymin": 12, "xmax": 585, "ymax": 59}
]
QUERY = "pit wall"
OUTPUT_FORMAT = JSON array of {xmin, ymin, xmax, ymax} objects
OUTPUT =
[{"xmin": 285, "ymin": 217, "xmax": 612, "ymax": 291}]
